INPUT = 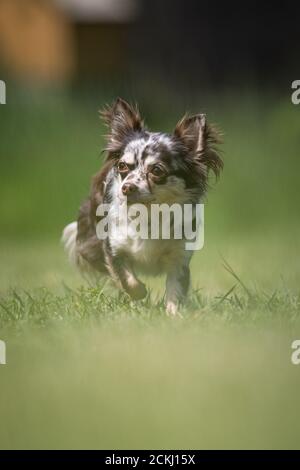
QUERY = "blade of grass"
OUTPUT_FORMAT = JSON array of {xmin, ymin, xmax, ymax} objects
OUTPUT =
[
  {"xmin": 220, "ymin": 255, "xmax": 252, "ymax": 298},
  {"xmin": 215, "ymin": 284, "xmax": 237, "ymax": 306}
]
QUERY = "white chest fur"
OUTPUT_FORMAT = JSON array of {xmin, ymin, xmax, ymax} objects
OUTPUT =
[{"xmin": 107, "ymin": 200, "xmax": 185, "ymax": 274}]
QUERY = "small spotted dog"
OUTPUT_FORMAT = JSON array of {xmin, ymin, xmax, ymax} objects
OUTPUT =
[{"xmin": 63, "ymin": 98, "xmax": 223, "ymax": 315}]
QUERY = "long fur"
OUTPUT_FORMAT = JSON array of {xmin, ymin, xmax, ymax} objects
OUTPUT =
[{"xmin": 62, "ymin": 98, "xmax": 223, "ymax": 314}]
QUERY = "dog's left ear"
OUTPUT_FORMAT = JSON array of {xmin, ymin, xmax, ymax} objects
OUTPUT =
[
  {"xmin": 100, "ymin": 98, "xmax": 144, "ymax": 156},
  {"xmin": 174, "ymin": 114, "xmax": 223, "ymax": 178}
]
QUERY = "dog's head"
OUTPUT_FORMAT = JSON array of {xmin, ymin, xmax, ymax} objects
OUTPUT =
[{"xmin": 100, "ymin": 98, "xmax": 223, "ymax": 204}]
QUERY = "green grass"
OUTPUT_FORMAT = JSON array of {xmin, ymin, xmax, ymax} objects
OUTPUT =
[
  {"xmin": 1, "ymin": 251, "xmax": 300, "ymax": 331},
  {"xmin": 1, "ymin": 88, "xmax": 300, "ymax": 449},
  {"xmin": 1, "ymin": 287, "xmax": 300, "ymax": 449},
  {"xmin": 1, "ymin": 281, "xmax": 300, "ymax": 331}
]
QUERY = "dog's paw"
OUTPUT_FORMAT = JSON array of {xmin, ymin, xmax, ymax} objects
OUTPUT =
[
  {"xmin": 166, "ymin": 301, "xmax": 182, "ymax": 317},
  {"xmin": 127, "ymin": 282, "xmax": 147, "ymax": 301}
]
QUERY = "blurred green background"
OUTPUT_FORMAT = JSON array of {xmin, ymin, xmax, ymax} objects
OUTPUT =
[
  {"xmin": 0, "ymin": 0, "xmax": 300, "ymax": 450},
  {"xmin": 1, "ymin": 88, "xmax": 299, "ymax": 294}
]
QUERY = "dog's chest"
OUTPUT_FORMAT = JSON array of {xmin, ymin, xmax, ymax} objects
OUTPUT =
[{"xmin": 108, "ymin": 209, "xmax": 183, "ymax": 273}]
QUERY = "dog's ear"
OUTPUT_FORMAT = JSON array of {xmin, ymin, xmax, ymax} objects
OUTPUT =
[
  {"xmin": 100, "ymin": 98, "xmax": 144, "ymax": 156},
  {"xmin": 174, "ymin": 114, "xmax": 223, "ymax": 179}
]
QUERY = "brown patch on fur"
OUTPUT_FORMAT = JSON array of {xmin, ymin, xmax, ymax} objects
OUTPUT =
[
  {"xmin": 76, "ymin": 161, "xmax": 115, "ymax": 273},
  {"xmin": 89, "ymin": 160, "xmax": 114, "ymax": 218}
]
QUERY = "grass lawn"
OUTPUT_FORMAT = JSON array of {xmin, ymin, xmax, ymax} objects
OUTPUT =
[{"xmin": 0, "ymin": 90, "xmax": 300, "ymax": 449}]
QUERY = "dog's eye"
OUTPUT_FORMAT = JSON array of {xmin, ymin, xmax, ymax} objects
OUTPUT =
[
  {"xmin": 151, "ymin": 166, "xmax": 165, "ymax": 177},
  {"xmin": 117, "ymin": 161, "xmax": 129, "ymax": 173}
]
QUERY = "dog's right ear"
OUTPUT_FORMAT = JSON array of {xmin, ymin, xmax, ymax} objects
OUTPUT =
[{"xmin": 100, "ymin": 98, "xmax": 144, "ymax": 156}]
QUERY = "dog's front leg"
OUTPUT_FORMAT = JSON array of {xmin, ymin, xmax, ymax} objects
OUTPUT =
[
  {"xmin": 104, "ymin": 241, "xmax": 147, "ymax": 300},
  {"xmin": 165, "ymin": 263, "xmax": 190, "ymax": 316}
]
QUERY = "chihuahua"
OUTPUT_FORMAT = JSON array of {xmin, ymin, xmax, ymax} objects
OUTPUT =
[{"xmin": 63, "ymin": 98, "xmax": 222, "ymax": 315}]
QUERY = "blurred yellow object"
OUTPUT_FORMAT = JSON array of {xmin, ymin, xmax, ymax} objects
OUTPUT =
[{"xmin": 0, "ymin": 0, "xmax": 75, "ymax": 84}]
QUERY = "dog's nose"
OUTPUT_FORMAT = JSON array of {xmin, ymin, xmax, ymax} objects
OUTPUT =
[{"xmin": 122, "ymin": 183, "xmax": 137, "ymax": 195}]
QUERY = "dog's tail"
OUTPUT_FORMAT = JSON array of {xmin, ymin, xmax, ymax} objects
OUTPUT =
[
  {"xmin": 62, "ymin": 221, "xmax": 79, "ymax": 266},
  {"xmin": 62, "ymin": 222, "xmax": 99, "ymax": 276}
]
